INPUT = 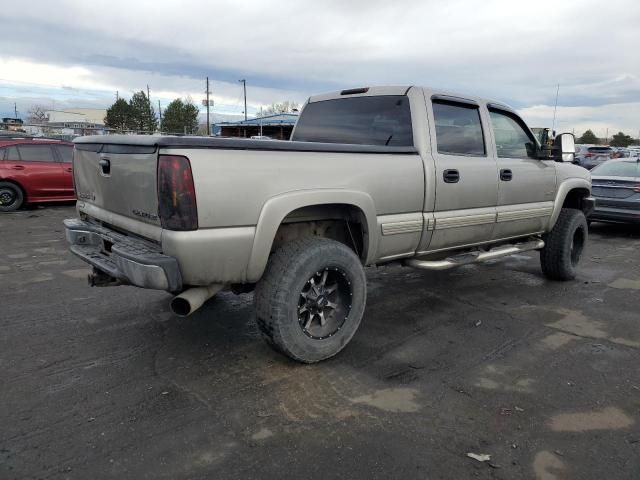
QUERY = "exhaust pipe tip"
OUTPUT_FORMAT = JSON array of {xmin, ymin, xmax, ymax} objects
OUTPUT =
[
  {"xmin": 169, "ymin": 284, "xmax": 224, "ymax": 317},
  {"xmin": 170, "ymin": 297, "xmax": 192, "ymax": 317}
]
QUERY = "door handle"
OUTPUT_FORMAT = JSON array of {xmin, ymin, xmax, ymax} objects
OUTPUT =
[
  {"xmin": 65, "ymin": 167, "xmax": 73, "ymax": 172},
  {"xmin": 11, "ymin": 165, "xmax": 25, "ymax": 170},
  {"xmin": 500, "ymin": 169, "xmax": 513, "ymax": 181},
  {"xmin": 443, "ymin": 169, "xmax": 460, "ymax": 183}
]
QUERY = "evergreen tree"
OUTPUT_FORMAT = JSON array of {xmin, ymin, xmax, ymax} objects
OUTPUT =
[
  {"xmin": 104, "ymin": 98, "xmax": 134, "ymax": 132},
  {"xmin": 129, "ymin": 91, "xmax": 157, "ymax": 133},
  {"xmin": 609, "ymin": 131, "xmax": 633, "ymax": 147},
  {"xmin": 577, "ymin": 129, "xmax": 598, "ymax": 144},
  {"xmin": 161, "ymin": 98, "xmax": 200, "ymax": 134}
]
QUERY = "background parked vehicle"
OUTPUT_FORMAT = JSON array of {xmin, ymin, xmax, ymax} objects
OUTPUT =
[
  {"xmin": 589, "ymin": 158, "xmax": 640, "ymax": 224},
  {"xmin": 0, "ymin": 138, "xmax": 75, "ymax": 212},
  {"xmin": 574, "ymin": 144, "xmax": 613, "ymax": 169}
]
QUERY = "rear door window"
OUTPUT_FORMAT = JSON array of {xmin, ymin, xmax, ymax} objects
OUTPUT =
[
  {"xmin": 432, "ymin": 100, "xmax": 485, "ymax": 156},
  {"xmin": 292, "ymin": 95, "xmax": 413, "ymax": 146},
  {"xmin": 16, "ymin": 144, "xmax": 56, "ymax": 162}
]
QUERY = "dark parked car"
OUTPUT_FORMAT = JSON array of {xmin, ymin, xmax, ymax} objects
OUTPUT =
[
  {"xmin": 0, "ymin": 138, "xmax": 75, "ymax": 212},
  {"xmin": 590, "ymin": 158, "xmax": 640, "ymax": 224},
  {"xmin": 574, "ymin": 145, "xmax": 613, "ymax": 170}
]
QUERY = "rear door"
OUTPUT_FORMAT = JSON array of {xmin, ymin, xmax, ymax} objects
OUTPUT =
[
  {"xmin": 487, "ymin": 107, "xmax": 556, "ymax": 239},
  {"xmin": 15, "ymin": 143, "xmax": 67, "ymax": 199},
  {"xmin": 427, "ymin": 97, "xmax": 498, "ymax": 251}
]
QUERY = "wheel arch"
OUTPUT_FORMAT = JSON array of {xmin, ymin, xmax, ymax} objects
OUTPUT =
[
  {"xmin": 0, "ymin": 179, "xmax": 27, "ymax": 205},
  {"xmin": 548, "ymin": 179, "xmax": 591, "ymax": 230},
  {"xmin": 246, "ymin": 189, "xmax": 378, "ymax": 282}
]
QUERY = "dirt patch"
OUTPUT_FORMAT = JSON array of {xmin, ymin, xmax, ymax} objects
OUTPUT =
[
  {"xmin": 540, "ymin": 332, "xmax": 580, "ymax": 350},
  {"xmin": 533, "ymin": 451, "xmax": 566, "ymax": 480},
  {"xmin": 549, "ymin": 407, "xmax": 634, "ymax": 432},
  {"xmin": 350, "ymin": 388, "xmax": 420, "ymax": 413},
  {"xmin": 609, "ymin": 278, "xmax": 640, "ymax": 290}
]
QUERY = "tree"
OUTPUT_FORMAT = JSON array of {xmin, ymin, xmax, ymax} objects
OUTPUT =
[
  {"xmin": 160, "ymin": 98, "xmax": 200, "ymax": 134},
  {"xmin": 27, "ymin": 105, "xmax": 49, "ymax": 124},
  {"xmin": 129, "ymin": 91, "xmax": 157, "ymax": 133},
  {"xmin": 577, "ymin": 129, "xmax": 598, "ymax": 144},
  {"xmin": 609, "ymin": 131, "xmax": 634, "ymax": 148},
  {"xmin": 104, "ymin": 98, "xmax": 135, "ymax": 132},
  {"xmin": 258, "ymin": 101, "xmax": 299, "ymax": 117}
]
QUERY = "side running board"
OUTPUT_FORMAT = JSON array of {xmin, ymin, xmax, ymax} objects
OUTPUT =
[{"xmin": 404, "ymin": 239, "xmax": 545, "ymax": 271}]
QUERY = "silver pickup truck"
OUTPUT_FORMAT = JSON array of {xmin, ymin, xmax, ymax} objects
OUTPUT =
[{"xmin": 65, "ymin": 86, "xmax": 593, "ymax": 363}]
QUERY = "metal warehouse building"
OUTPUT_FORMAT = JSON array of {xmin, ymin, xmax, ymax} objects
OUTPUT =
[{"xmin": 213, "ymin": 113, "xmax": 298, "ymax": 140}]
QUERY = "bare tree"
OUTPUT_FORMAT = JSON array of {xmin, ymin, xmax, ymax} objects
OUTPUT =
[
  {"xmin": 258, "ymin": 101, "xmax": 300, "ymax": 117},
  {"xmin": 27, "ymin": 105, "xmax": 50, "ymax": 124}
]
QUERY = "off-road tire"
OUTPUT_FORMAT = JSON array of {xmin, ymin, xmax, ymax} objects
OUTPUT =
[
  {"xmin": 540, "ymin": 208, "xmax": 587, "ymax": 281},
  {"xmin": 255, "ymin": 237, "xmax": 366, "ymax": 363},
  {"xmin": 0, "ymin": 182, "xmax": 24, "ymax": 212}
]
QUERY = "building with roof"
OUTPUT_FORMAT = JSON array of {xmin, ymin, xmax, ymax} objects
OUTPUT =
[{"xmin": 213, "ymin": 113, "xmax": 298, "ymax": 140}]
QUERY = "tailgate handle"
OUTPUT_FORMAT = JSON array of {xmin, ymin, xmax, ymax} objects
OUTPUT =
[{"xmin": 99, "ymin": 158, "xmax": 111, "ymax": 175}]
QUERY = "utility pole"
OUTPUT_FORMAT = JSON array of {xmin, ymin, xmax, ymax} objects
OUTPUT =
[
  {"xmin": 259, "ymin": 106, "xmax": 263, "ymax": 137},
  {"xmin": 206, "ymin": 76, "xmax": 211, "ymax": 136},
  {"xmin": 158, "ymin": 100, "xmax": 162, "ymax": 127},
  {"xmin": 116, "ymin": 90, "xmax": 119, "ymax": 101},
  {"xmin": 605, "ymin": 128, "xmax": 608, "ymax": 145},
  {"xmin": 239, "ymin": 79, "xmax": 247, "ymax": 121},
  {"xmin": 14, "ymin": 102, "xmax": 19, "ymax": 119},
  {"xmin": 147, "ymin": 84, "xmax": 152, "ymax": 132}
]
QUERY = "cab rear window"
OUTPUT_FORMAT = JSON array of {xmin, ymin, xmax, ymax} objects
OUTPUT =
[{"xmin": 292, "ymin": 95, "xmax": 413, "ymax": 146}]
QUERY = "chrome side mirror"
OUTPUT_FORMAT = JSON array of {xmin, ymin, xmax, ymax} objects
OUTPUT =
[{"xmin": 553, "ymin": 133, "xmax": 575, "ymax": 162}]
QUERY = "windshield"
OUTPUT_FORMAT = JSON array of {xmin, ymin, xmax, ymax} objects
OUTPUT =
[{"xmin": 592, "ymin": 161, "xmax": 639, "ymax": 177}]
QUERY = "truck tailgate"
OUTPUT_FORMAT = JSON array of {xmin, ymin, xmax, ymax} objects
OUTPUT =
[{"xmin": 73, "ymin": 143, "xmax": 161, "ymax": 232}]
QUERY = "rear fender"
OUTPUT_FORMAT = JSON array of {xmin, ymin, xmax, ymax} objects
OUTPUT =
[{"xmin": 246, "ymin": 189, "xmax": 377, "ymax": 282}]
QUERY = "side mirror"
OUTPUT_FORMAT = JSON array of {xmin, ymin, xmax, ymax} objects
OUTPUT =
[{"xmin": 552, "ymin": 133, "xmax": 575, "ymax": 162}]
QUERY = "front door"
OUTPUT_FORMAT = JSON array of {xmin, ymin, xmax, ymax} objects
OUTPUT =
[
  {"xmin": 487, "ymin": 108, "xmax": 557, "ymax": 239},
  {"xmin": 426, "ymin": 97, "xmax": 499, "ymax": 251}
]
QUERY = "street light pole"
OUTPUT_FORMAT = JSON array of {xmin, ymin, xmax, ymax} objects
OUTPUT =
[{"xmin": 239, "ymin": 79, "xmax": 247, "ymax": 121}]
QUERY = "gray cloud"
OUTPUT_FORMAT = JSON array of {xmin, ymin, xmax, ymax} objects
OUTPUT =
[{"xmin": 0, "ymin": 0, "xmax": 638, "ymax": 131}]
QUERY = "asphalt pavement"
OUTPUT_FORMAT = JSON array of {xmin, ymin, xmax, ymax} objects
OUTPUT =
[{"xmin": 1, "ymin": 205, "xmax": 639, "ymax": 479}]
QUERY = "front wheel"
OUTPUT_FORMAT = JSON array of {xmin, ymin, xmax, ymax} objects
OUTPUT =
[
  {"xmin": 0, "ymin": 182, "xmax": 24, "ymax": 212},
  {"xmin": 255, "ymin": 237, "xmax": 366, "ymax": 363},
  {"xmin": 540, "ymin": 208, "xmax": 588, "ymax": 281}
]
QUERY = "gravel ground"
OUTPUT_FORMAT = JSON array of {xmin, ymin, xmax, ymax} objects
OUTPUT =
[{"xmin": 1, "ymin": 205, "xmax": 639, "ymax": 479}]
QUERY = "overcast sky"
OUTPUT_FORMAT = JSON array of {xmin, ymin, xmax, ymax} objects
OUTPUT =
[{"xmin": 1, "ymin": 0, "xmax": 638, "ymax": 137}]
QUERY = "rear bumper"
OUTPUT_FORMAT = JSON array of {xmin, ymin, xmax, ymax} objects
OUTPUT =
[
  {"xmin": 590, "ymin": 205, "xmax": 640, "ymax": 224},
  {"xmin": 64, "ymin": 218, "xmax": 182, "ymax": 292}
]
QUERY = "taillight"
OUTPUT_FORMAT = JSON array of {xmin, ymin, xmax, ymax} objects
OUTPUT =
[
  {"xmin": 585, "ymin": 153, "xmax": 594, "ymax": 158},
  {"xmin": 634, "ymin": 184, "xmax": 640, "ymax": 193},
  {"xmin": 157, "ymin": 155, "xmax": 198, "ymax": 231}
]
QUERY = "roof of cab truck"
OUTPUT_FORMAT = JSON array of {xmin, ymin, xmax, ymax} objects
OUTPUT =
[{"xmin": 307, "ymin": 85, "xmax": 516, "ymax": 113}]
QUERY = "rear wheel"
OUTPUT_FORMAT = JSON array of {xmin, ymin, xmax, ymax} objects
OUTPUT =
[
  {"xmin": 0, "ymin": 182, "xmax": 24, "ymax": 212},
  {"xmin": 540, "ymin": 208, "xmax": 587, "ymax": 280},
  {"xmin": 255, "ymin": 237, "xmax": 366, "ymax": 363}
]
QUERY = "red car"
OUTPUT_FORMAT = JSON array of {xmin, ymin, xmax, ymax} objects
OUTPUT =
[{"xmin": 0, "ymin": 138, "xmax": 75, "ymax": 212}]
